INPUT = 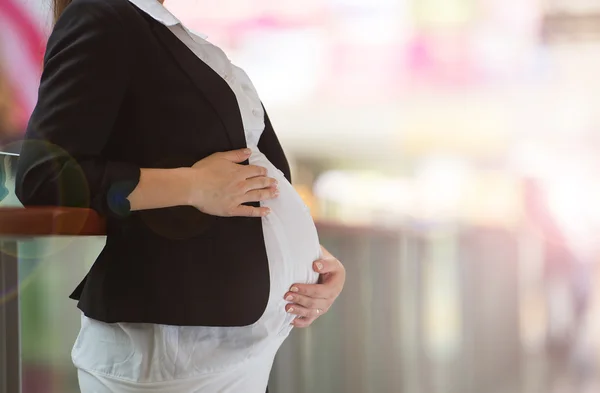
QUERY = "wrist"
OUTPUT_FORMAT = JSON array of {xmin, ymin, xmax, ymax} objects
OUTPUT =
[
  {"xmin": 179, "ymin": 166, "xmax": 210, "ymax": 209},
  {"xmin": 174, "ymin": 167, "xmax": 197, "ymax": 206}
]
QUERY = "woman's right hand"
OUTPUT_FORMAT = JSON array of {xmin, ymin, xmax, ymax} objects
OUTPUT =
[{"xmin": 189, "ymin": 148, "xmax": 279, "ymax": 217}]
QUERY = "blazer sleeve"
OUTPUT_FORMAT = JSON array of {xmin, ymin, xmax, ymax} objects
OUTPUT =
[{"xmin": 15, "ymin": 0, "xmax": 140, "ymax": 219}]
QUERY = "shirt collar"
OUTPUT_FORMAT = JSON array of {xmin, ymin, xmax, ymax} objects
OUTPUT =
[
  {"xmin": 128, "ymin": 0, "xmax": 180, "ymax": 26},
  {"xmin": 185, "ymin": 27, "xmax": 209, "ymax": 42},
  {"xmin": 128, "ymin": 0, "xmax": 209, "ymax": 40}
]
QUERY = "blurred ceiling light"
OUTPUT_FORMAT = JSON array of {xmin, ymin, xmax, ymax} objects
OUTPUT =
[
  {"xmin": 413, "ymin": 156, "xmax": 470, "ymax": 220},
  {"xmin": 313, "ymin": 170, "xmax": 416, "ymax": 221},
  {"xmin": 412, "ymin": 0, "xmax": 475, "ymax": 28},
  {"xmin": 461, "ymin": 171, "xmax": 521, "ymax": 227},
  {"xmin": 394, "ymin": 96, "xmax": 513, "ymax": 158}
]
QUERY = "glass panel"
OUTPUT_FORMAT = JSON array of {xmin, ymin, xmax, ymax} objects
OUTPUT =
[{"xmin": 19, "ymin": 237, "xmax": 105, "ymax": 393}]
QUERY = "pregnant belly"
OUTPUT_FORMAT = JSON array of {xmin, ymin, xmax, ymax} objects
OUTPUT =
[
  {"xmin": 71, "ymin": 150, "xmax": 322, "ymax": 382},
  {"xmin": 248, "ymin": 149, "xmax": 320, "ymax": 292}
]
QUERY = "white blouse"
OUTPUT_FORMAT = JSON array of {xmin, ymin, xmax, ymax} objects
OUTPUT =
[{"xmin": 71, "ymin": 1, "xmax": 321, "ymax": 392}]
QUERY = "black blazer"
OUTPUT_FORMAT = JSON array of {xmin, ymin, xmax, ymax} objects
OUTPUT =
[{"xmin": 15, "ymin": 0, "xmax": 292, "ymax": 327}]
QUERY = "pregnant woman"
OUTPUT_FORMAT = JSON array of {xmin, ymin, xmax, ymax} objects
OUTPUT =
[{"xmin": 15, "ymin": 0, "xmax": 345, "ymax": 391}]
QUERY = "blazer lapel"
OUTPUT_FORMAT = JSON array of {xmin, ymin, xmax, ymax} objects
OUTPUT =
[{"xmin": 150, "ymin": 23, "xmax": 247, "ymax": 150}]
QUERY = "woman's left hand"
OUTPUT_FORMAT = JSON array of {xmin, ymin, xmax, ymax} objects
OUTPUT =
[{"xmin": 284, "ymin": 245, "xmax": 346, "ymax": 328}]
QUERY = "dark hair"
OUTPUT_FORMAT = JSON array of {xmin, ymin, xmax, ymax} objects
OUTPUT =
[
  {"xmin": 52, "ymin": 0, "xmax": 72, "ymax": 23},
  {"xmin": 0, "ymin": 66, "xmax": 13, "ymax": 134},
  {"xmin": 0, "ymin": 65, "xmax": 17, "ymax": 147}
]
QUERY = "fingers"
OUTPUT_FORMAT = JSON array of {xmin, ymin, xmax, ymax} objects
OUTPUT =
[
  {"xmin": 230, "ymin": 204, "xmax": 271, "ymax": 217},
  {"xmin": 244, "ymin": 176, "xmax": 278, "ymax": 192},
  {"xmin": 287, "ymin": 301, "xmax": 322, "ymax": 328},
  {"xmin": 285, "ymin": 250, "xmax": 345, "ymax": 316},
  {"xmin": 283, "ymin": 254, "xmax": 343, "ymax": 329},
  {"xmin": 312, "ymin": 257, "xmax": 340, "ymax": 274},
  {"xmin": 214, "ymin": 151, "xmax": 268, "ymax": 179},
  {"xmin": 287, "ymin": 283, "xmax": 332, "ymax": 300},
  {"xmin": 240, "ymin": 175, "xmax": 278, "ymax": 204},
  {"xmin": 242, "ymin": 164, "xmax": 269, "ymax": 179},
  {"xmin": 284, "ymin": 292, "xmax": 328, "ymax": 312},
  {"xmin": 218, "ymin": 148, "xmax": 252, "ymax": 163},
  {"xmin": 312, "ymin": 257, "xmax": 346, "ymax": 291},
  {"xmin": 242, "ymin": 187, "xmax": 279, "ymax": 203},
  {"xmin": 285, "ymin": 303, "xmax": 323, "ymax": 320}
]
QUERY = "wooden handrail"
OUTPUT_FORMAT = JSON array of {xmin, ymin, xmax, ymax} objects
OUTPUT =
[
  {"xmin": 0, "ymin": 207, "xmax": 403, "ymax": 238},
  {"xmin": 0, "ymin": 207, "xmax": 106, "ymax": 237}
]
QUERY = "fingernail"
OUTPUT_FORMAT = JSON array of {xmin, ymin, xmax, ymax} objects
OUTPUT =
[
  {"xmin": 285, "ymin": 295, "xmax": 294, "ymax": 301},
  {"xmin": 243, "ymin": 148, "xmax": 251, "ymax": 154},
  {"xmin": 263, "ymin": 208, "xmax": 271, "ymax": 216},
  {"xmin": 287, "ymin": 307, "xmax": 294, "ymax": 313},
  {"xmin": 273, "ymin": 190, "xmax": 280, "ymax": 197},
  {"xmin": 316, "ymin": 262, "xmax": 324, "ymax": 271},
  {"xmin": 290, "ymin": 287, "xmax": 299, "ymax": 293}
]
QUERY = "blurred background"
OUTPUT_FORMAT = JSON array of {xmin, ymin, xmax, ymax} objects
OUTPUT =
[{"xmin": 2, "ymin": 0, "xmax": 600, "ymax": 392}]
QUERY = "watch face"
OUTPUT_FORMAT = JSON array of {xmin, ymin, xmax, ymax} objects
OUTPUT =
[{"xmin": 0, "ymin": 152, "xmax": 19, "ymax": 207}]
